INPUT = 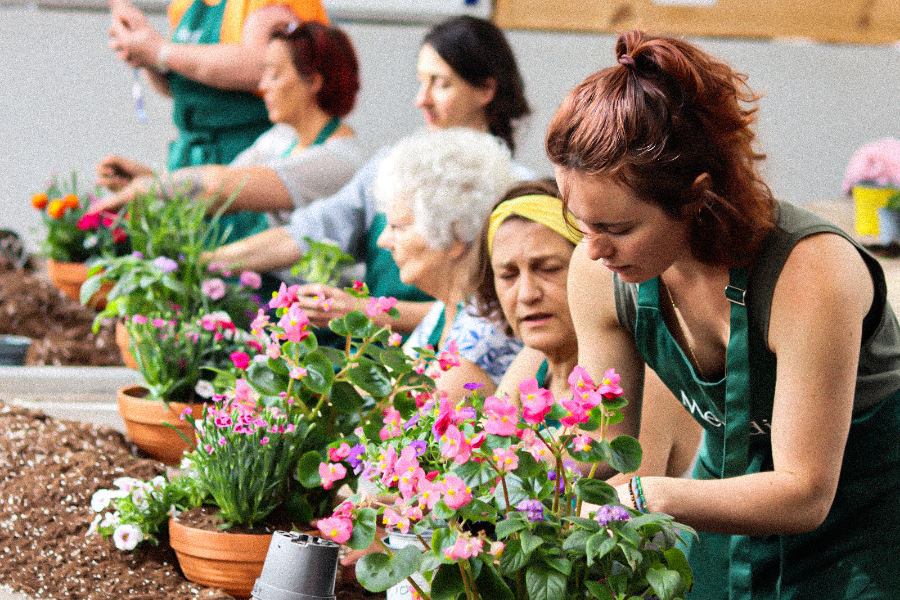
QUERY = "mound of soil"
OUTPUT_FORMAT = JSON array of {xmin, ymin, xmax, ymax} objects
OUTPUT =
[
  {"xmin": 0, "ymin": 401, "xmax": 381, "ymax": 599},
  {"xmin": 0, "ymin": 257, "xmax": 122, "ymax": 367}
]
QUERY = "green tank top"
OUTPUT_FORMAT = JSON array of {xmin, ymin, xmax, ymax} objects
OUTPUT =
[
  {"xmin": 615, "ymin": 201, "xmax": 900, "ymax": 600},
  {"xmin": 166, "ymin": 0, "xmax": 271, "ymax": 244}
]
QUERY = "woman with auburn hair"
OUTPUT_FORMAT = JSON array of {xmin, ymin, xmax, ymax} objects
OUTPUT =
[
  {"xmin": 547, "ymin": 30, "xmax": 900, "ymax": 599},
  {"xmin": 93, "ymin": 20, "xmax": 363, "ymax": 233},
  {"xmin": 471, "ymin": 178, "xmax": 702, "ymax": 481}
]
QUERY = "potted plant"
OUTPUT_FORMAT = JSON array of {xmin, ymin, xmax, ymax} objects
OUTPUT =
[
  {"xmin": 116, "ymin": 309, "xmax": 258, "ymax": 464},
  {"xmin": 843, "ymin": 137, "xmax": 900, "ymax": 237},
  {"xmin": 31, "ymin": 172, "xmax": 129, "ymax": 307},
  {"xmin": 315, "ymin": 368, "xmax": 696, "ymax": 600},
  {"xmin": 89, "ymin": 279, "xmax": 447, "ymax": 597}
]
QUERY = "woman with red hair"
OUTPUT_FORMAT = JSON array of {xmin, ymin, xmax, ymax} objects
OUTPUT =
[{"xmin": 547, "ymin": 30, "xmax": 900, "ymax": 599}]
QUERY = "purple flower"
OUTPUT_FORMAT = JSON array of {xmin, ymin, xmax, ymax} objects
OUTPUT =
[
  {"xmin": 463, "ymin": 382, "xmax": 484, "ymax": 391},
  {"xmin": 152, "ymin": 256, "xmax": 178, "ymax": 274},
  {"xmin": 595, "ymin": 504, "xmax": 630, "ymax": 526},
  {"xmin": 409, "ymin": 440, "xmax": 427, "ymax": 457},
  {"xmin": 347, "ymin": 443, "xmax": 366, "ymax": 474},
  {"xmin": 403, "ymin": 413, "xmax": 420, "ymax": 431},
  {"xmin": 202, "ymin": 278, "xmax": 227, "ymax": 301},
  {"xmin": 132, "ymin": 251, "xmax": 144, "ymax": 259},
  {"xmin": 516, "ymin": 499, "xmax": 544, "ymax": 523}
]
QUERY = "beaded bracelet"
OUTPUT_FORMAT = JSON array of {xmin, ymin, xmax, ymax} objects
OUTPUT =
[
  {"xmin": 634, "ymin": 475, "xmax": 648, "ymax": 513},
  {"xmin": 628, "ymin": 477, "xmax": 639, "ymax": 511}
]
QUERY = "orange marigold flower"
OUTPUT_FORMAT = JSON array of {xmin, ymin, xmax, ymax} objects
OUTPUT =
[
  {"xmin": 31, "ymin": 192, "xmax": 49, "ymax": 210},
  {"xmin": 47, "ymin": 199, "xmax": 66, "ymax": 218},
  {"xmin": 62, "ymin": 193, "xmax": 80, "ymax": 210}
]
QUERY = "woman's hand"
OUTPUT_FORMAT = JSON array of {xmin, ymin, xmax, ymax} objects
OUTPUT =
[
  {"xmin": 88, "ymin": 176, "xmax": 151, "ymax": 215},
  {"xmin": 292, "ymin": 284, "xmax": 362, "ymax": 329},
  {"xmin": 108, "ymin": 3, "xmax": 165, "ymax": 69},
  {"xmin": 96, "ymin": 155, "xmax": 152, "ymax": 191}
]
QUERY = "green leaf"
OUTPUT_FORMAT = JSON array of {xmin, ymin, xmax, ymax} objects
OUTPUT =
[
  {"xmin": 344, "ymin": 311, "xmax": 372, "ymax": 338},
  {"xmin": 302, "ymin": 351, "xmax": 335, "ymax": 395},
  {"xmin": 511, "ymin": 449, "xmax": 541, "ymax": 478},
  {"xmin": 356, "ymin": 545, "xmax": 421, "ymax": 592},
  {"xmin": 494, "ymin": 513, "xmax": 530, "ymax": 540},
  {"xmin": 347, "ymin": 507, "xmax": 377, "ymax": 550},
  {"xmin": 543, "ymin": 555, "xmax": 572, "ymax": 576},
  {"xmin": 646, "ymin": 567, "xmax": 685, "ymax": 600},
  {"xmin": 296, "ymin": 450, "xmax": 324, "ymax": 488},
  {"xmin": 525, "ymin": 563, "xmax": 567, "ymax": 600},
  {"xmin": 584, "ymin": 579, "xmax": 614, "ymax": 600},
  {"xmin": 346, "ymin": 358, "xmax": 392, "ymax": 397},
  {"xmin": 585, "ymin": 531, "xmax": 618, "ymax": 566},
  {"xmin": 454, "ymin": 458, "xmax": 495, "ymax": 488},
  {"xmin": 246, "ymin": 360, "xmax": 289, "ymax": 396},
  {"xmin": 79, "ymin": 274, "xmax": 103, "ymax": 306},
  {"xmin": 329, "ymin": 381, "xmax": 365, "ymax": 412},
  {"xmin": 430, "ymin": 563, "xmax": 466, "ymax": 600},
  {"xmin": 662, "ymin": 548, "xmax": 693, "ymax": 595},
  {"xmin": 574, "ymin": 478, "xmax": 618, "ymax": 506},
  {"xmin": 474, "ymin": 561, "xmax": 515, "ymax": 600},
  {"xmin": 498, "ymin": 538, "xmax": 527, "ymax": 575},
  {"xmin": 561, "ymin": 528, "xmax": 593, "ymax": 552},
  {"xmin": 284, "ymin": 488, "xmax": 313, "ymax": 526},
  {"xmin": 607, "ymin": 434, "xmax": 643, "ymax": 474},
  {"xmin": 520, "ymin": 530, "xmax": 544, "ymax": 556}
]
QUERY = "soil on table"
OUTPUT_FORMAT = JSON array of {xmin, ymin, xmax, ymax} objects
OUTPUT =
[
  {"xmin": 0, "ymin": 400, "xmax": 383, "ymax": 600},
  {"xmin": 0, "ymin": 258, "xmax": 121, "ymax": 366}
]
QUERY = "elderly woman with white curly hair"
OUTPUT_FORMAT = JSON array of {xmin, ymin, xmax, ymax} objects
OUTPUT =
[{"xmin": 374, "ymin": 127, "xmax": 523, "ymax": 399}]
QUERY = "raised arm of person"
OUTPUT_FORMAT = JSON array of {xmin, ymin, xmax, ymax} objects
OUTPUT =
[
  {"xmin": 95, "ymin": 155, "xmax": 155, "ymax": 192},
  {"xmin": 567, "ymin": 244, "xmax": 647, "ymax": 441},
  {"xmin": 209, "ymin": 226, "xmax": 302, "ymax": 274},
  {"xmin": 109, "ymin": 0, "xmax": 297, "ymax": 92},
  {"xmin": 620, "ymin": 234, "xmax": 871, "ymax": 536}
]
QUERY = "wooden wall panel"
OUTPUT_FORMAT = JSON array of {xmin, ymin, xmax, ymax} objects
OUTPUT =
[{"xmin": 494, "ymin": 0, "xmax": 900, "ymax": 45}]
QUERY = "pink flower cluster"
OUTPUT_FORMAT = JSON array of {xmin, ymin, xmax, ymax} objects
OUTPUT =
[{"xmin": 843, "ymin": 137, "xmax": 900, "ymax": 193}]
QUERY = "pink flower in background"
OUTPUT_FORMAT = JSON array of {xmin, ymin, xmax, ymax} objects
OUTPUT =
[
  {"xmin": 444, "ymin": 533, "xmax": 483, "ymax": 560},
  {"xmin": 441, "ymin": 475, "xmax": 472, "ymax": 509},
  {"xmin": 278, "ymin": 304, "xmax": 310, "ymax": 342},
  {"xmin": 201, "ymin": 278, "xmax": 226, "ymax": 300},
  {"xmin": 365, "ymin": 296, "xmax": 398, "ymax": 318},
  {"xmin": 131, "ymin": 314, "xmax": 148, "ymax": 324},
  {"xmin": 269, "ymin": 282, "xmax": 301, "ymax": 309},
  {"xmin": 388, "ymin": 332, "xmax": 402, "ymax": 347},
  {"xmin": 230, "ymin": 351, "xmax": 250, "ymax": 370},
  {"xmin": 572, "ymin": 434, "xmax": 593, "ymax": 453},
  {"xmin": 328, "ymin": 442, "xmax": 351, "ymax": 462},
  {"xmin": 319, "ymin": 462, "xmax": 347, "ymax": 490},
  {"xmin": 596, "ymin": 368, "xmax": 623, "ymax": 400},
  {"xmin": 314, "ymin": 291, "xmax": 333, "ymax": 311},
  {"xmin": 239, "ymin": 271, "xmax": 262, "ymax": 289},
  {"xmin": 560, "ymin": 398, "xmax": 589, "ymax": 427},
  {"xmin": 843, "ymin": 137, "xmax": 900, "ymax": 193},
  {"xmin": 493, "ymin": 448, "xmax": 519, "ymax": 472},
  {"xmin": 568, "ymin": 365, "xmax": 596, "ymax": 396}
]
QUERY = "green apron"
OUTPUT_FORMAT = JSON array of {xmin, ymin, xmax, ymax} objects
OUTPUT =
[
  {"xmin": 167, "ymin": 0, "xmax": 271, "ymax": 244},
  {"xmin": 634, "ymin": 268, "xmax": 900, "ymax": 600}
]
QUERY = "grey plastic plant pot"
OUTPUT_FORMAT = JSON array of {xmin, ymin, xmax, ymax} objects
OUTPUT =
[
  {"xmin": 251, "ymin": 531, "xmax": 340, "ymax": 600},
  {"xmin": 0, "ymin": 335, "xmax": 31, "ymax": 366}
]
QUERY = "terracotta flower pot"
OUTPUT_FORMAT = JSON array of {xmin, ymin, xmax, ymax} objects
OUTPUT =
[
  {"xmin": 169, "ymin": 517, "xmax": 272, "ymax": 599},
  {"xmin": 116, "ymin": 385, "xmax": 202, "ymax": 465},
  {"xmin": 45, "ymin": 258, "xmax": 112, "ymax": 309},
  {"xmin": 114, "ymin": 320, "xmax": 140, "ymax": 370}
]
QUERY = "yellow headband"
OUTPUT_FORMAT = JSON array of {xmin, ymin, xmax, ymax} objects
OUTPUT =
[{"xmin": 487, "ymin": 194, "xmax": 583, "ymax": 255}]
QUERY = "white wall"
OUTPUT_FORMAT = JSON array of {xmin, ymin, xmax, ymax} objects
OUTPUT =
[{"xmin": 2, "ymin": 5, "xmax": 899, "ymax": 254}]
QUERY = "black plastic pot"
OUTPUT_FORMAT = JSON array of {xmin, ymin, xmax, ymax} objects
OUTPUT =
[{"xmin": 251, "ymin": 531, "xmax": 340, "ymax": 600}]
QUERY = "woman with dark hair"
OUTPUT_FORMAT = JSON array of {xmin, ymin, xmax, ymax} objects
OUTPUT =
[
  {"xmin": 210, "ymin": 15, "xmax": 534, "ymax": 335},
  {"xmin": 472, "ymin": 178, "xmax": 702, "ymax": 481},
  {"xmin": 92, "ymin": 20, "xmax": 364, "ymax": 233},
  {"xmin": 422, "ymin": 15, "xmax": 530, "ymax": 154},
  {"xmin": 547, "ymin": 30, "xmax": 900, "ymax": 599}
]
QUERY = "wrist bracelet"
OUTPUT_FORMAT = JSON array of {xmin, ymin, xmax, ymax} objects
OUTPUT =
[
  {"xmin": 156, "ymin": 43, "xmax": 171, "ymax": 74},
  {"xmin": 634, "ymin": 476, "xmax": 647, "ymax": 513},
  {"xmin": 628, "ymin": 477, "xmax": 639, "ymax": 511}
]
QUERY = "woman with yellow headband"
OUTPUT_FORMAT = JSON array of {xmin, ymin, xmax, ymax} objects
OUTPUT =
[{"xmin": 472, "ymin": 179, "xmax": 702, "ymax": 480}]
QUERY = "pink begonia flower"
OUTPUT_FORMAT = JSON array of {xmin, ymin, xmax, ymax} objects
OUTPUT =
[
  {"xmin": 444, "ymin": 533, "xmax": 483, "ymax": 560},
  {"xmin": 490, "ymin": 541, "xmax": 505, "ymax": 557},
  {"xmin": 151, "ymin": 318, "xmax": 167, "ymax": 328},
  {"xmin": 314, "ymin": 291, "xmax": 333, "ymax": 312},
  {"xmin": 352, "ymin": 280, "xmax": 365, "ymax": 291},
  {"xmin": 442, "ymin": 475, "xmax": 472, "ymax": 510},
  {"xmin": 131, "ymin": 314, "xmax": 148, "ymax": 324},
  {"xmin": 365, "ymin": 296, "xmax": 398, "ymax": 318},
  {"xmin": 440, "ymin": 425, "xmax": 472, "ymax": 464},
  {"xmin": 493, "ymin": 448, "xmax": 519, "ymax": 472},
  {"xmin": 318, "ymin": 516, "xmax": 353, "ymax": 544},
  {"xmin": 233, "ymin": 379, "xmax": 258, "ymax": 406},
  {"xmin": 269, "ymin": 282, "xmax": 301, "ymax": 309},
  {"xmin": 289, "ymin": 366, "xmax": 307, "ymax": 380},
  {"xmin": 568, "ymin": 365, "xmax": 596, "ymax": 396},
  {"xmin": 596, "ymin": 368, "xmax": 624, "ymax": 400},
  {"xmin": 319, "ymin": 462, "xmax": 347, "ymax": 490},
  {"xmin": 278, "ymin": 303, "xmax": 310, "ymax": 342},
  {"xmin": 201, "ymin": 278, "xmax": 227, "ymax": 301},
  {"xmin": 328, "ymin": 442, "xmax": 351, "ymax": 462},
  {"xmin": 246, "ymin": 339, "xmax": 263, "ymax": 353},
  {"xmin": 842, "ymin": 137, "xmax": 900, "ymax": 192},
  {"xmin": 378, "ymin": 446, "xmax": 399, "ymax": 487},
  {"xmin": 484, "ymin": 395, "xmax": 518, "ymax": 436},
  {"xmin": 251, "ymin": 309, "xmax": 270, "ymax": 335},
  {"xmin": 379, "ymin": 407, "xmax": 403, "ymax": 441},
  {"xmin": 239, "ymin": 271, "xmax": 262, "ymax": 289},
  {"xmin": 333, "ymin": 500, "xmax": 355, "ymax": 518},
  {"xmin": 437, "ymin": 340, "xmax": 461, "ymax": 371},
  {"xmin": 416, "ymin": 478, "xmax": 443, "ymax": 511},
  {"xmin": 266, "ymin": 342, "xmax": 281, "ymax": 360},
  {"xmin": 396, "ymin": 447, "xmax": 425, "ymax": 498},
  {"xmin": 230, "ymin": 351, "xmax": 250, "ymax": 370},
  {"xmin": 381, "ymin": 507, "xmax": 411, "ymax": 534},
  {"xmin": 519, "ymin": 378, "xmax": 555, "ymax": 424},
  {"xmin": 560, "ymin": 398, "xmax": 589, "ymax": 427},
  {"xmin": 468, "ymin": 430, "xmax": 486, "ymax": 450},
  {"xmin": 572, "ymin": 434, "xmax": 593, "ymax": 453},
  {"xmin": 388, "ymin": 332, "xmax": 402, "ymax": 347}
]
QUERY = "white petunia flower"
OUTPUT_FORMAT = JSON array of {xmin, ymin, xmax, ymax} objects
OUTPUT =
[
  {"xmin": 195, "ymin": 380, "xmax": 215, "ymax": 399},
  {"xmin": 113, "ymin": 524, "xmax": 144, "ymax": 551}
]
